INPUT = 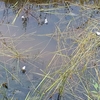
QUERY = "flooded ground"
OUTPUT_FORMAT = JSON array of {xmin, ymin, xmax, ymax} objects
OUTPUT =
[{"xmin": 0, "ymin": 0, "xmax": 100, "ymax": 100}]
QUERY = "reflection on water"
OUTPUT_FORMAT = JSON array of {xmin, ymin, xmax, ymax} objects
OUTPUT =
[
  {"xmin": 0, "ymin": 0, "xmax": 100, "ymax": 31},
  {"xmin": 0, "ymin": 0, "xmax": 100, "ymax": 100}
]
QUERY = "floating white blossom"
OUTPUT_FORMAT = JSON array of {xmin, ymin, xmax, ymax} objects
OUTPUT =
[
  {"xmin": 44, "ymin": 18, "xmax": 48, "ymax": 24},
  {"xmin": 95, "ymin": 31, "xmax": 100, "ymax": 36},
  {"xmin": 22, "ymin": 66, "xmax": 26, "ymax": 70},
  {"xmin": 21, "ymin": 16, "xmax": 25, "ymax": 19},
  {"xmin": 22, "ymin": 66, "xmax": 26, "ymax": 73}
]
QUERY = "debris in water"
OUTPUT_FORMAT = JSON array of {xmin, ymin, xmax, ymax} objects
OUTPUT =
[
  {"xmin": 22, "ymin": 66, "xmax": 26, "ymax": 73},
  {"xmin": 21, "ymin": 16, "xmax": 25, "ymax": 19},
  {"xmin": 95, "ymin": 31, "xmax": 100, "ymax": 36},
  {"xmin": 44, "ymin": 18, "xmax": 48, "ymax": 24},
  {"xmin": 2, "ymin": 82, "xmax": 8, "ymax": 89}
]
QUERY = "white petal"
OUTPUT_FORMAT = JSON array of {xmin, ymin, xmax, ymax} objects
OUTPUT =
[
  {"xmin": 21, "ymin": 16, "xmax": 25, "ymax": 19},
  {"xmin": 96, "ymin": 31, "xmax": 100, "ymax": 36},
  {"xmin": 44, "ymin": 18, "xmax": 48, "ymax": 24},
  {"xmin": 22, "ymin": 66, "xmax": 26, "ymax": 70}
]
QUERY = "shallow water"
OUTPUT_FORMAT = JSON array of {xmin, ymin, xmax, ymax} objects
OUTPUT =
[{"xmin": 0, "ymin": 0, "xmax": 100, "ymax": 100}]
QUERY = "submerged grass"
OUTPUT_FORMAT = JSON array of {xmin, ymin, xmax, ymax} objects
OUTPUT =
[
  {"xmin": 28, "ymin": 2, "xmax": 100, "ymax": 100},
  {"xmin": 0, "ymin": 0, "xmax": 100, "ymax": 100},
  {"xmin": 25, "ymin": 27, "xmax": 100, "ymax": 99}
]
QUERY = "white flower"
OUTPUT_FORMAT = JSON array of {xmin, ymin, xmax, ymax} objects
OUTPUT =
[
  {"xmin": 95, "ymin": 31, "xmax": 100, "ymax": 36},
  {"xmin": 44, "ymin": 18, "xmax": 48, "ymax": 24},
  {"xmin": 22, "ymin": 66, "xmax": 26, "ymax": 70},
  {"xmin": 22, "ymin": 66, "xmax": 26, "ymax": 73},
  {"xmin": 21, "ymin": 16, "xmax": 25, "ymax": 19}
]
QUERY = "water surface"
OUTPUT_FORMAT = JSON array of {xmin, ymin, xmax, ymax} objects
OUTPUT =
[{"xmin": 0, "ymin": 0, "xmax": 100, "ymax": 99}]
